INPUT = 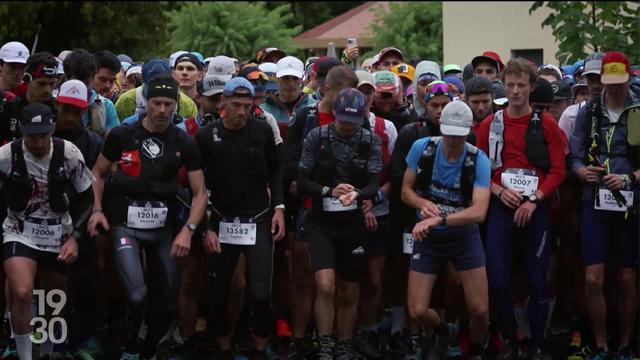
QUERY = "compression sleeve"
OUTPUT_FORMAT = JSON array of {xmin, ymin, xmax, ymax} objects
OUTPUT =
[{"xmin": 69, "ymin": 187, "xmax": 94, "ymax": 243}]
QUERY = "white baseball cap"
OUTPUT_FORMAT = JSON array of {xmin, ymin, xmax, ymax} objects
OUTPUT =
[
  {"xmin": 439, "ymin": 101, "xmax": 473, "ymax": 137},
  {"xmin": 169, "ymin": 50, "xmax": 188, "ymax": 67},
  {"xmin": 56, "ymin": 79, "xmax": 89, "ymax": 108},
  {"xmin": 55, "ymin": 58, "xmax": 65, "ymax": 75},
  {"xmin": 126, "ymin": 65, "xmax": 142, "ymax": 78},
  {"xmin": 206, "ymin": 55, "xmax": 236, "ymax": 79},
  {"xmin": 0, "ymin": 41, "xmax": 29, "ymax": 64},
  {"xmin": 197, "ymin": 74, "xmax": 229, "ymax": 97},
  {"xmin": 58, "ymin": 50, "xmax": 72, "ymax": 61},
  {"xmin": 276, "ymin": 56, "xmax": 304, "ymax": 79}
]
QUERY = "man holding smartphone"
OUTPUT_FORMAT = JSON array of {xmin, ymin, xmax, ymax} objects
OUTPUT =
[{"xmin": 341, "ymin": 38, "xmax": 359, "ymax": 67}]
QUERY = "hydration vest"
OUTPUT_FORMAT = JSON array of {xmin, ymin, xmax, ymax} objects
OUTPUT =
[
  {"xmin": 415, "ymin": 137, "xmax": 478, "ymax": 209},
  {"xmin": 311, "ymin": 124, "xmax": 372, "ymax": 211},
  {"xmin": 107, "ymin": 124, "xmax": 183, "ymax": 201},
  {"xmin": 584, "ymin": 96, "xmax": 639, "ymax": 168},
  {"xmin": 4, "ymin": 138, "xmax": 69, "ymax": 213},
  {"xmin": 488, "ymin": 109, "xmax": 550, "ymax": 171}
]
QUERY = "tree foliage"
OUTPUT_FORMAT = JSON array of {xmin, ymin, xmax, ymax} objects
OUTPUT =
[
  {"xmin": 368, "ymin": 2, "xmax": 443, "ymax": 64},
  {"xmin": 530, "ymin": 1, "xmax": 640, "ymax": 64},
  {"xmin": 167, "ymin": 2, "xmax": 302, "ymax": 60},
  {"xmin": 0, "ymin": 1, "xmax": 178, "ymax": 61}
]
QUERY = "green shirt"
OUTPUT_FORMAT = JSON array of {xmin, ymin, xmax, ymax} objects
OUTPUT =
[{"xmin": 114, "ymin": 86, "xmax": 198, "ymax": 121}]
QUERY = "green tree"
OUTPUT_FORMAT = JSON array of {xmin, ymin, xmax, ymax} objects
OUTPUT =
[
  {"xmin": 368, "ymin": 2, "xmax": 443, "ymax": 63},
  {"xmin": 167, "ymin": 2, "xmax": 302, "ymax": 61},
  {"xmin": 530, "ymin": 1, "xmax": 640, "ymax": 64},
  {"xmin": 0, "ymin": 1, "xmax": 179, "ymax": 61}
]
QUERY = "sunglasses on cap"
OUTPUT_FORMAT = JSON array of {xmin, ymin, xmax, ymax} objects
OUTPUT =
[
  {"xmin": 245, "ymin": 70, "xmax": 268, "ymax": 81},
  {"xmin": 424, "ymin": 82, "xmax": 453, "ymax": 101}
]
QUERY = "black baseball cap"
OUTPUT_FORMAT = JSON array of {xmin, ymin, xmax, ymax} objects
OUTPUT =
[
  {"xmin": 530, "ymin": 78, "xmax": 554, "ymax": 104},
  {"xmin": 551, "ymin": 80, "xmax": 571, "ymax": 100},
  {"xmin": 20, "ymin": 103, "xmax": 55, "ymax": 135},
  {"xmin": 314, "ymin": 56, "xmax": 342, "ymax": 84},
  {"xmin": 464, "ymin": 76, "xmax": 493, "ymax": 98},
  {"xmin": 174, "ymin": 53, "xmax": 203, "ymax": 71}
]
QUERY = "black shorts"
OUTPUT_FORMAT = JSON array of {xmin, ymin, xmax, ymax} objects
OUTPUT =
[
  {"xmin": 3, "ymin": 241, "xmax": 70, "ymax": 275},
  {"xmin": 306, "ymin": 211, "xmax": 367, "ymax": 282},
  {"xmin": 410, "ymin": 225, "xmax": 485, "ymax": 275},
  {"xmin": 365, "ymin": 215, "xmax": 390, "ymax": 257}
]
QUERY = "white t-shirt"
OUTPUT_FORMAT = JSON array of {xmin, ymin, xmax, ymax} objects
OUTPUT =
[
  {"xmin": 0, "ymin": 139, "xmax": 95, "ymax": 253},
  {"xmin": 368, "ymin": 112, "xmax": 398, "ymax": 155},
  {"xmin": 607, "ymin": 108, "xmax": 621, "ymax": 124},
  {"xmin": 558, "ymin": 101, "xmax": 586, "ymax": 155}
]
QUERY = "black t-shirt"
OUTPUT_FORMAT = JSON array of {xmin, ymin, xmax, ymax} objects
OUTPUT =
[
  {"xmin": 54, "ymin": 127, "xmax": 103, "ymax": 170},
  {"xmin": 101, "ymin": 121, "xmax": 201, "ymax": 226},
  {"xmin": 195, "ymin": 117, "xmax": 283, "ymax": 218}
]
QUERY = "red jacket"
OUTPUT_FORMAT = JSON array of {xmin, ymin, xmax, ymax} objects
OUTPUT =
[{"xmin": 476, "ymin": 109, "xmax": 567, "ymax": 197}]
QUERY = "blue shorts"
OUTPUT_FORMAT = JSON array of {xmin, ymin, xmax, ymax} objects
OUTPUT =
[
  {"xmin": 365, "ymin": 215, "xmax": 390, "ymax": 256},
  {"xmin": 581, "ymin": 200, "xmax": 639, "ymax": 268},
  {"xmin": 410, "ymin": 225, "xmax": 485, "ymax": 274}
]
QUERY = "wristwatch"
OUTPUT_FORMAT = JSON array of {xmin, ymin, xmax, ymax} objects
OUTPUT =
[
  {"xmin": 527, "ymin": 194, "xmax": 539, "ymax": 204},
  {"xmin": 186, "ymin": 223, "xmax": 198, "ymax": 231},
  {"xmin": 321, "ymin": 186, "xmax": 331, "ymax": 197}
]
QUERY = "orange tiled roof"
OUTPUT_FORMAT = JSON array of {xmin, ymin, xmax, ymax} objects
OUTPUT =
[{"xmin": 293, "ymin": 2, "xmax": 390, "ymax": 49}]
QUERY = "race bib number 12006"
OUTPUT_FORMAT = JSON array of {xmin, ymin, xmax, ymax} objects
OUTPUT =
[
  {"xmin": 403, "ymin": 232, "xmax": 415, "ymax": 255},
  {"xmin": 594, "ymin": 189, "xmax": 634, "ymax": 212},
  {"xmin": 23, "ymin": 216, "xmax": 62, "ymax": 247}
]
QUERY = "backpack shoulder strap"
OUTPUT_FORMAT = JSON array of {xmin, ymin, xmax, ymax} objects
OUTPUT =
[
  {"xmin": 488, "ymin": 110, "xmax": 504, "ymax": 170},
  {"xmin": 49, "ymin": 138, "xmax": 66, "ymax": 178},
  {"xmin": 461, "ymin": 143, "xmax": 478, "ymax": 206},
  {"xmin": 415, "ymin": 138, "xmax": 438, "ymax": 194},
  {"xmin": 10, "ymin": 139, "xmax": 25, "ymax": 177}
]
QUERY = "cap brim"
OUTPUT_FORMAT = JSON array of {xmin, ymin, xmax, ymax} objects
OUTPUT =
[
  {"xmin": 57, "ymin": 96, "xmax": 89, "ymax": 109},
  {"xmin": 201, "ymin": 88, "xmax": 223, "ymax": 97},
  {"xmin": 601, "ymin": 73, "xmax": 629, "ymax": 84},
  {"xmin": 20, "ymin": 124, "xmax": 55, "ymax": 135},
  {"xmin": 357, "ymin": 81, "xmax": 374, "ymax": 89},
  {"xmin": 553, "ymin": 96, "xmax": 570, "ymax": 100},
  {"xmin": 335, "ymin": 114, "xmax": 363, "ymax": 125},
  {"xmin": 493, "ymin": 97, "xmax": 508, "ymax": 106},
  {"xmin": 2, "ymin": 58, "xmax": 27, "ymax": 64},
  {"xmin": 276, "ymin": 69, "xmax": 303, "ymax": 79},
  {"xmin": 375, "ymin": 85, "xmax": 398, "ymax": 92},
  {"xmin": 440, "ymin": 124, "xmax": 470, "ymax": 136},
  {"xmin": 582, "ymin": 69, "xmax": 601, "ymax": 76}
]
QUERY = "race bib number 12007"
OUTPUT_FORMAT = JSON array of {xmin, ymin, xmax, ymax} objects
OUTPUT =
[{"xmin": 501, "ymin": 169, "xmax": 539, "ymax": 196}]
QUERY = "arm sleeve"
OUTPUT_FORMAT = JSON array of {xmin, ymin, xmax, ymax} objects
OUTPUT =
[
  {"xmin": 69, "ymin": 187, "xmax": 93, "ymax": 241},
  {"xmin": 104, "ymin": 98, "xmax": 121, "ymax": 128},
  {"xmin": 568, "ymin": 104, "xmax": 589, "ymax": 173},
  {"xmin": 538, "ymin": 116, "xmax": 568, "ymax": 196},
  {"xmin": 266, "ymin": 126, "xmax": 284, "ymax": 207},
  {"xmin": 297, "ymin": 128, "xmax": 323, "ymax": 196},
  {"xmin": 181, "ymin": 135, "xmax": 202, "ymax": 171}
]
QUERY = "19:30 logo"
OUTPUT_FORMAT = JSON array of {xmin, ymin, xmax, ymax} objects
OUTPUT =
[{"xmin": 29, "ymin": 290, "xmax": 67, "ymax": 344}]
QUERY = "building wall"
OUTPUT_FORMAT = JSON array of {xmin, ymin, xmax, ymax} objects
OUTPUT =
[{"xmin": 443, "ymin": 1, "xmax": 560, "ymax": 67}]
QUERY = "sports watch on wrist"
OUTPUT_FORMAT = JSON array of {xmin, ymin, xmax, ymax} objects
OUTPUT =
[
  {"xmin": 527, "ymin": 194, "xmax": 539, "ymax": 204},
  {"xmin": 186, "ymin": 223, "xmax": 198, "ymax": 231},
  {"xmin": 321, "ymin": 186, "xmax": 331, "ymax": 197}
]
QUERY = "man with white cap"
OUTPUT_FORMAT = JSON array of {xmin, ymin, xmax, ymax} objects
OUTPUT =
[
  {"xmin": 0, "ymin": 41, "xmax": 30, "ymax": 97},
  {"xmin": 401, "ymin": 101, "xmax": 491, "ymax": 360},
  {"xmin": 261, "ymin": 56, "xmax": 312, "ymax": 140}
]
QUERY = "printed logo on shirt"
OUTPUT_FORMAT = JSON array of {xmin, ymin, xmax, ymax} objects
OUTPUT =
[
  {"xmin": 119, "ymin": 150, "xmax": 141, "ymax": 177},
  {"xmin": 351, "ymin": 246, "xmax": 365, "ymax": 255},
  {"xmin": 412, "ymin": 253, "xmax": 421, "ymax": 260},
  {"xmin": 141, "ymin": 138, "xmax": 164, "ymax": 159}
]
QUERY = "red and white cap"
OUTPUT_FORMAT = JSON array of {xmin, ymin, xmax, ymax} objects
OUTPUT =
[
  {"xmin": 56, "ymin": 79, "xmax": 89, "ymax": 108},
  {"xmin": 0, "ymin": 41, "xmax": 29, "ymax": 64}
]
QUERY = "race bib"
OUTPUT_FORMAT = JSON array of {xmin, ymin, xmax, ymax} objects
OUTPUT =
[
  {"xmin": 371, "ymin": 199, "xmax": 390, "ymax": 217},
  {"xmin": 501, "ymin": 168, "xmax": 539, "ymax": 196},
  {"xmin": 219, "ymin": 219, "xmax": 257, "ymax": 245},
  {"xmin": 126, "ymin": 201, "xmax": 168, "ymax": 229},
  {"xmin": 403, "ymin": 232, "xmax": 415, "ymax": 255},
  {"xmin": 594, "ymin": 189, "xmax": 634, "ymax": 212},
  {"xmin": 23, "ymin": 216, "xmax": 62, "ymax": 247},
  {"xmin": 322, "ymin": 197, "xmax": 357, "ymax": 212}
]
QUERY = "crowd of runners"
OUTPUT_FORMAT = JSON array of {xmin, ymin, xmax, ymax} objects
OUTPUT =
[{"xmin": 0, "ymin": 37, "xmax": 638, "ymax": 360}]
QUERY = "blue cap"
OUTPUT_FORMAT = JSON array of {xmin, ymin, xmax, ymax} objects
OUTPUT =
[
  {"xmin": 191, "ymin": 51, "xmax": 205, "ymax": 65},
  {"xmin": 223, "ymin": 77, "xmax": 255, "ymax": 97},
  {"xmin": 333, "ymin": 88, "xmax": 366, "ymax": 125},
  {"xmin": 142, "ymin": 58, "xmax": 170, "ymax": 84},
  {"xmin": 443, "ymin": 75, "xmax": 465, "ymax": 94}
]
